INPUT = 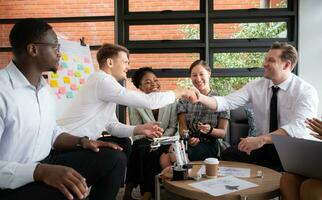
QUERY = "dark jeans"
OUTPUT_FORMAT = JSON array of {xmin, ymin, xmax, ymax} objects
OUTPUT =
[
  {"xmin": 0, "ymin": 137, "xmax": 131, "ymax": 200},
  {"xmin": 222, "ymin": 144, "xmax": 283, "ymax": 171},
  {"xmin": 188, "ymin": 139, "xmax": 219, "ymax": 161}
]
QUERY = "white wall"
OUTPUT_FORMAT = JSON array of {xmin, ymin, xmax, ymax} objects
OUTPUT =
[{"xmin": 299, "ymin": 0, "xmax": 322, "ymax": 116}]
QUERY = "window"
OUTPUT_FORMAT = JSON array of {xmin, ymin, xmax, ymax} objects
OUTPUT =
[
  {"xmin": 129, "ymin": 24, "xmax": 200, "ymax": 41},
  {"xmin": 130, "ymin": 53, "xmax": 199, "ymax": 69},
  {"xmin": 213, "ymin": 52, "xmax": 266, "ymax": 68},
  {"xmin": 213, "ymin": 22, "xmax": 287, "ymax": 39},
  {"xmin": 213, "ymin": 0, "xmax": 287, "ymax": 10}
]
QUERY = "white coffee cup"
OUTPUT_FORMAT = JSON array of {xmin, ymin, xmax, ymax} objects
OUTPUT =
[{"xmin": 204, "ymin": 157, "xmax": 219, "ymax": 178}]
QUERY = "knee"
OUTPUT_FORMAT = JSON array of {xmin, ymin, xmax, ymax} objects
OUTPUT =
[
  {"xmin": 98, "ymin": 148, "xmax": 127, "ymax": 170},
  {"xmin": 300, "ymin": 179, "xmax": 322, "ymax": 200},
  {"xmin": 280, "ymin": 172, "xmax": 304, "ymax": 198}
]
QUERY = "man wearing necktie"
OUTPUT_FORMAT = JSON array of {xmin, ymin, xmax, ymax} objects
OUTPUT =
[{"xmin": 197, "ymin": 42, "xmax": 319, "ymax": 170}]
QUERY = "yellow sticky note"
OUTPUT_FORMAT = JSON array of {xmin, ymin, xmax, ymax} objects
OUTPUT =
[
  {"xmin": 84, "ymin": 67, "xmax": 91, "ymax": 74},
  {"xmin": 63, "ymin": 76, "xmax": 71, "ymax": 84},
  {"xmin": 50, "ymin": 80, "xmax": 59, "ymax": 88},
  {"xmin": 62, "ymin": 53, "xmax": 69, "ymax": 61},
  {"xmin": 74, "ymin": 56, "xmax": 80, "ymax": 63},
  {"xmin": 51, "ymin": 73, "xmax": 59, "ymax": 78}
]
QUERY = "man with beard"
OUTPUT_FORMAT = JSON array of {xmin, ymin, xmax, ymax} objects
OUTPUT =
[{"xmin": 0, "ymin": 18, "xmax": 127, "ymax": 200}]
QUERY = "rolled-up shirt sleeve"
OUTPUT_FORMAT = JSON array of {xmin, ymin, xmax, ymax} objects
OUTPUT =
[
  {"xmin": 0, "ymin": 161, "xmax": 38, "ymax": 189},
  {"xmin": 51, "ymin": 124, "xmax": 67, "ymax": 146},
  {"xmin": 104, "ymin": 111, "xmax": 136, "ymax": 137},
  {"xmin": 105, "ymin": 122, "xmax": 136, "ymax": 138},
  {"xmin": 97, "ymin": 75, "xmax": 175, "ymax": 109},
  {"xmin": 280, "ymin": 87, "xmax": 319, "ymax": 138}
]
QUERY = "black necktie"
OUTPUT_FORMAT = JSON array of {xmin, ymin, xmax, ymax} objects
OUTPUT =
[{"xmin": 270, "ymin": 86, "xmax": 280, "ymax": 132}]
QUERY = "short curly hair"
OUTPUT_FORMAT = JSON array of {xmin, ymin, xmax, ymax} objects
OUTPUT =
[
  {"xmin": 9, "ymin": 18, "xmax": 52, "ymax": 56},
  {"xmin": 131, "ymin": 67, "xmax": 156, "ymax": 88}
]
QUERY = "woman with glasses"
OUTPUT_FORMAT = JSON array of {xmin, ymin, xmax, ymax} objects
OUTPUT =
[{"xmin": 124, "ymin": 67, "xmax": 178, "ymax": 200}]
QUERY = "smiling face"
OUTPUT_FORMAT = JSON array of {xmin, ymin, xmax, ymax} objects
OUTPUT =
[
  {"xmin": 139, "ymin": 72, "xmax": 160, "ymax": 94},
  {"xmin": 110, "ymin": 51, "xmax": 130, "ymax": 81},
  {"xmin": 263, "ymin": 49, "xmax": 291, "ymax": 84},
  {"xmin": 190, "ymin": 64, "xmax": 211, "ymax": 93}
]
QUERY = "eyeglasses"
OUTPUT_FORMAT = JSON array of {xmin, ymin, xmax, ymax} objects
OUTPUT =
[{"xmin": 33, "ymin": 42, "xmax": 61, "ymax": 52}]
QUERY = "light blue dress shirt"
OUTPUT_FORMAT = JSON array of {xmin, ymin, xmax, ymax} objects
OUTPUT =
[{"xmin": 0, "ymin": 61, "xmax": 65, "ymax": 189}]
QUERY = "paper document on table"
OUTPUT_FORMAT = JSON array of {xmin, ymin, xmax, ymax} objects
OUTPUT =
[
  {"xmin": 198, "ymin": 166, "xmax": 251, "ymax": 178},
  {"xmin": 190, "ymin": 175, "xmax": 258, "ymax": 196}
]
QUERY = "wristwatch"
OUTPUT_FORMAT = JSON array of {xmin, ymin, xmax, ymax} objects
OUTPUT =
[{"xmin": 76, "ymin": 136, "xmax": 89, "ymax": 148}]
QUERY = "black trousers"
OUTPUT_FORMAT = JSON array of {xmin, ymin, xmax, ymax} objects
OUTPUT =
[
  {"xmin": 222, "ymin": 144, "xmax": 283, "ymax": 171},
  {"xmin": 0, "ymin": 136, "xmax": 131, "ymax": 200},
  {"xmin": 126, "ymin": 138, "xmax": 168, "ymax": 194}
]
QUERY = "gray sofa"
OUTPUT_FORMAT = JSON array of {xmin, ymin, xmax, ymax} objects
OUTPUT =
[{"xmin": 226, "ymin": 107, "xmax": 250, "ymax": 146}]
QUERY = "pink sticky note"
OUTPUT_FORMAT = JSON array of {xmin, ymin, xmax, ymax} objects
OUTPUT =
[
  {"xmin": 84, "ymin": 57, "xmax": 90, "ymax": 63},
  {"xmin": 79, "ymin": 78, "xmax": 85, "ymax": 84},
  {"xmin": 67, "ymin": 70, "xmax": 74, "ymax": 76},
  {"xmin": 58, "ymin": 87, "xmax": 66, "ymax": 94},
  {"xmin": 70, "ymin": 84, "xmax": 78, "ymax": 91}
]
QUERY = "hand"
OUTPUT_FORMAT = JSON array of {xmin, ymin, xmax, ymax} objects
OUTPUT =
[
  {"xmin": 305, "ymin": 118, "xmax": 322, "ymax": 135},
  {"xmin": 34, "ymin": 164, "xmax": 88, "ymax": 200},
  {"xmin": 160, "ymin": 166, "xmax": 173, "ymax": 180},
  {"xmin": 189, "ymin": 137, "xmax": 200, "ymax": 146},
  {"xmin": 183, "ymin": 89, "xmax": 199, "ymax": 103},
  {"xmin": 174, "ymin": 88, "xmax": 198, "ymax": 103},
  {"xmin": 197, "ymin": 122, "xmax": 211, "ymax": 134},
  {"xmin": 134, "ymin": 122, "xmax": 163, "ymax": 138},
  {"xmin": 238, "ymin": 137, "xmax": 265, "ymax": 155},
  {"xmin": 82, "ymin": 139, "xmax": 123, "ymax": 152}
]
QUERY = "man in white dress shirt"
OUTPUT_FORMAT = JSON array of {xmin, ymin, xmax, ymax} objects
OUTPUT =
[
  {"xmin": 198, "ymin": 42, "xmax": 319, "ymax": 170},
  {"xmin": 57, "ymin": 43, "xmax": 197, "ymax": 159},
  {"xmin": 0, "ymin": 18, "xmax": 129, "ymax": 200}
]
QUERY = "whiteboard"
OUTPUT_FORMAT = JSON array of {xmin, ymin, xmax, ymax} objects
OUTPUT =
[{"xmin": 46, "ymin": 39, "xmax": 94, "ymax": 118}]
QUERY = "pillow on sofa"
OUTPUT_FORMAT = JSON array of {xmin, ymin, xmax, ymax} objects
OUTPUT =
[{"xmin": 244, "ymin": 105, "xmax": 257, "ymax": 137}]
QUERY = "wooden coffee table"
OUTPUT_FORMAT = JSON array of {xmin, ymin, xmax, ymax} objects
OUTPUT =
[{"xmin": 156, "ymin": 161, "xmax": 281, "ymax": 200}]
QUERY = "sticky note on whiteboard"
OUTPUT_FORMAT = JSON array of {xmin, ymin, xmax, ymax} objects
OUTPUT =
[
  {"xmin": 58, "ymin": 87, "xmax": 66, "ymax": 94},
  {"xmin": 67, "ymin": 70, "xmax": 74, "ymax": 76},
  {"xmin": 51, "ymin": 73, "xmax": 59, "ymax": 79},
  {"xmin": 70, "ymin": 83, "xmax": 78, "ymax": 91},
  {"xmin": 63, "ymin": 76, "xmax": 71, "ymax": 84},
  {"xmin": 84, "ymin": 57, "xmax": 90, "ymax": 63},
  {"xmin": 74, "ymin": 71, "xmax": 81, "ymax": 77},
  {"xmin": 79, "ymin": 78, "xmax": 85, "ymax": 84},
  {"xmin": 66, "ymin": 91, "xmax": 74, "ymax": 98},
  {"xmin": 50, "ymin": 80, "xmax": 59, "ymax": 88},
  {"xmin": 84, "ymin": 67, "xmax": 91, "ymax": 74},
  {"xmin": 62, "ymin": 53, "xmax": 69, "ymax": 61}
]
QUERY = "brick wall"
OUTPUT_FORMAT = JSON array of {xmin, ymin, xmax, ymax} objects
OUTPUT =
[{"xmin": 0, "ymin": 0, "xmax": 283, "ymax": 73}]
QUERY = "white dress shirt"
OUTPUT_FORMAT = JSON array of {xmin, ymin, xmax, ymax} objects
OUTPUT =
[
  {"xmin": 215, "ymin": 73, "xmax": 319, "ymax": 138},
  {"xmin": 57, "ymin": 70, "xmax": 176, "ymax": 139},
  {"xmin": 0, "ymin": 61, "xmax": 65, "ymax": 189}
]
